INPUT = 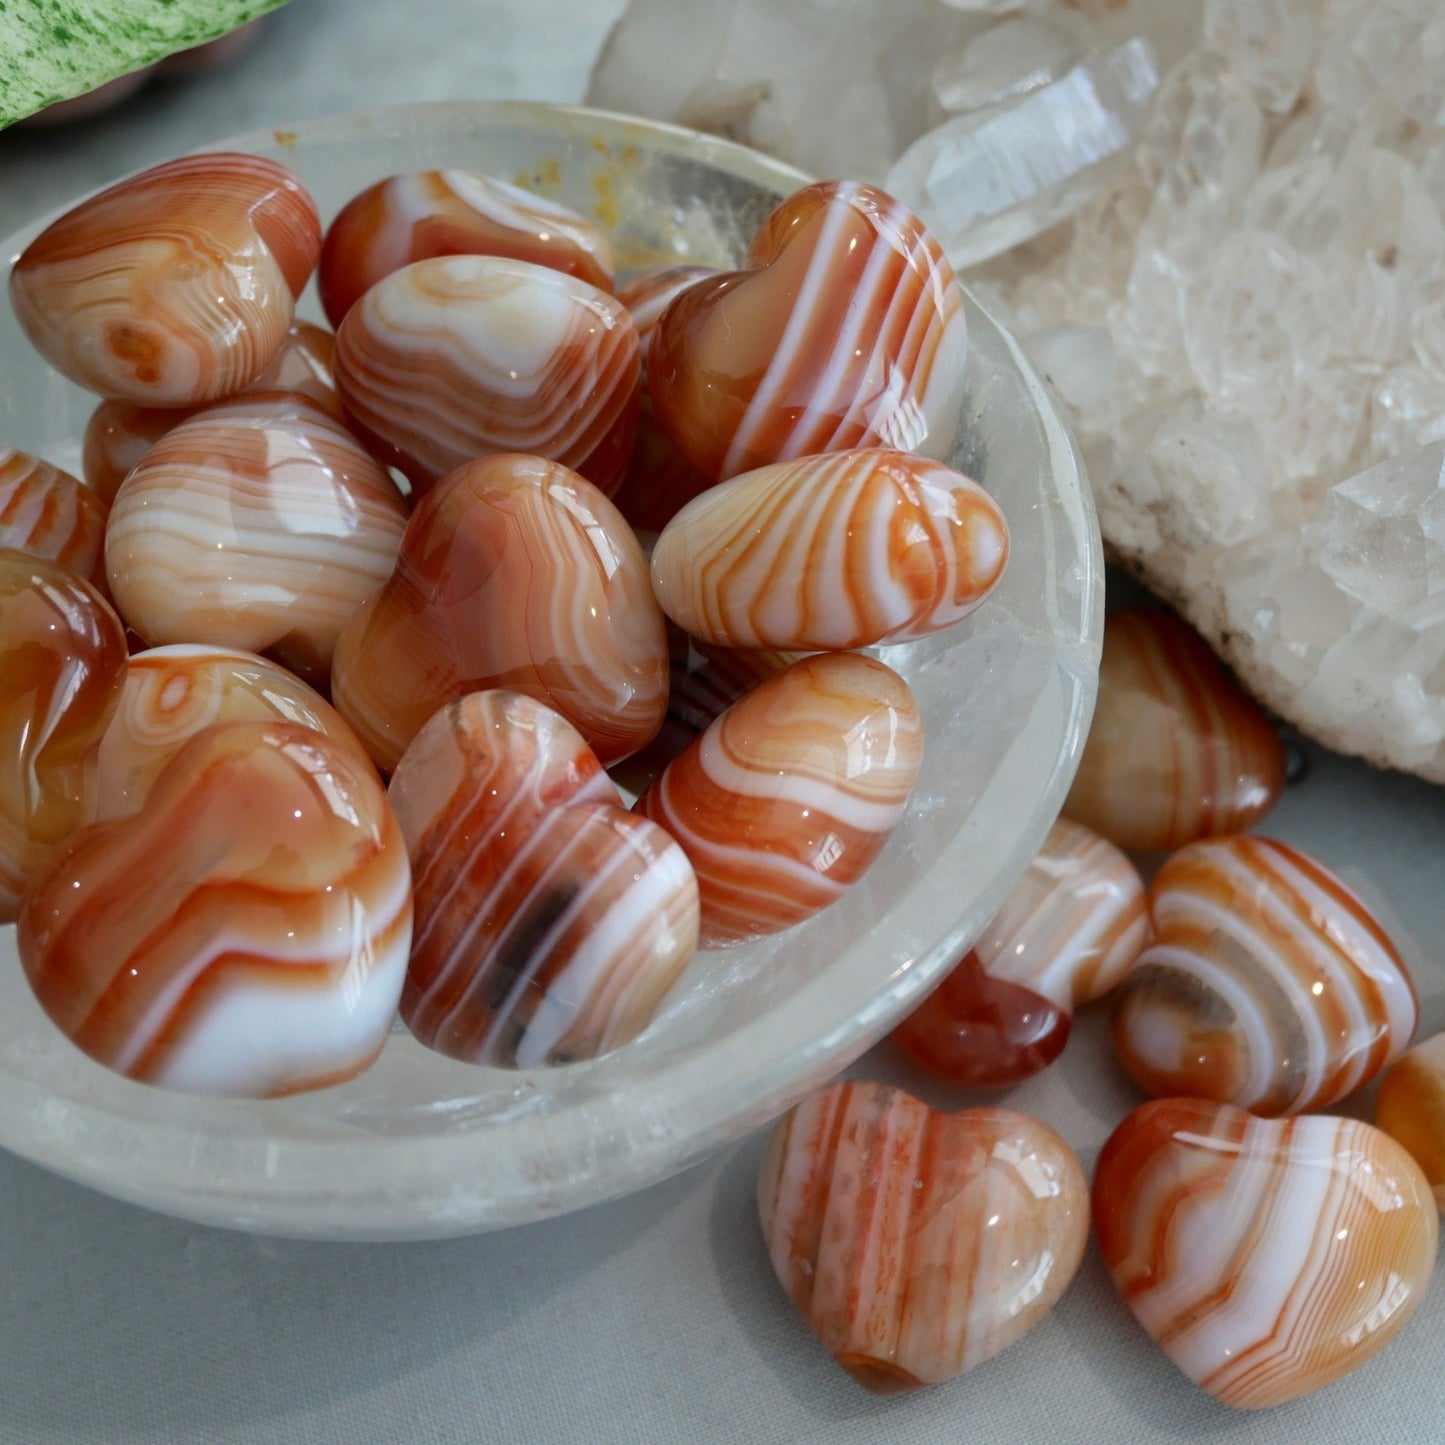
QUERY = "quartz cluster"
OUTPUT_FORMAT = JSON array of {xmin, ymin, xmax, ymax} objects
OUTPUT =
[{"xmin": 589, "ymin": 0, "xmax": 1445, "ymax": 783}]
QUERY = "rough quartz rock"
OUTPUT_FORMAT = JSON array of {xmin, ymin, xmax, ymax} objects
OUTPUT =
[
  {"xmin": 591, "ymin": 0, "xmax": 1445, "ymax": 782},
  {"xmin": 888, "ymin": 38, "xmax": 1163, "ymax": 269},
  {"xmin": 982, "ymin": 0, "xmax": 1445, "ymax": 782},
  {"xmin": 928, "ymin": 16, "xmax": 1078, "ymax": 119}
]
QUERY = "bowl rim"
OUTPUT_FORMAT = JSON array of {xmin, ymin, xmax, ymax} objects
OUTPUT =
[{"xmin": 0, "ymin": 98, "xmax": 1103, "ymax": 1238}]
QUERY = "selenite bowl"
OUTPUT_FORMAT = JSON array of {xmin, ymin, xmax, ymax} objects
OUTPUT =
[{"xmin": 0, "ymin": 101, "xmax": 1101, "ymax": 1239}]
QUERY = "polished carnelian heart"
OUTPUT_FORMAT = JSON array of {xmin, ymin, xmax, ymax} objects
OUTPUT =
[
  {"xmin": 10, "ymin": 152, "xmax": 321, "ymax": 406},
  {"xmin": 0, "ymin": 551, "xmax": 127, "ymax": 921},
  {"xmin": 0, "ymin": 449, "xmax": 109, "ymax": 588},
  {"xmin": 648, "ymin": 180, "xmax": 968, "ymax": 483},
  {"xmin": 1063, "ymin": 609, "xmax": 1287, "ymax": 852},
  {"xmin": 18, "ymin": 719, "xmax": 412, "ymax": 1098},
  {"xmin": 892, "ymin": 817, "xmax": 1148, "ymax": 1088},
  {"xmin": 391, "ymin": 696, "xmax": 698, "ymax": 1069},
  {"xmin": 635, "ymin": 652, "xmax": 922, "ymax": 947},
  {"xmin": 318, "ymin": 170, "xmax": 614, "ymax": 329},
  {"xmin": 759, "ymin": 1081, "xmax": 1089, "ymax": 1391},
  {"xmin": 1095, "ymin": 1099, "xmax": 1437, "ymax": 1408},
  {"xmin": 330, "ymin": 453, "xmax": 668, "ymax": 774},
  {"xmin": 1110, "ymin": 835, "xmax": 1416, "ymax": 1117},
  {"xmin": 93, "ymin": 644, "xmax": 375, "ymax": 821},
  {"xmin": 1377, "ymin": 1030, "xmax": 1445, "ymax": 1211}
]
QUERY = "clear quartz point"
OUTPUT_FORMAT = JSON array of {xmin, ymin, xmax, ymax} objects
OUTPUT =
[{"xmin": 887, "ymin": 37, "xmax": 1162, "ymax": 269}]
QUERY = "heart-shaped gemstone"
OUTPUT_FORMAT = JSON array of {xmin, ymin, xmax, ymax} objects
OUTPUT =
[
  {"xmin": 18, "ymin": 719, "xmax": 412, "ymax": 1098},
  {"xmin": 1111, "ymin": 835, "xmax": 1416, "ymax": 1115},
  {"xmin": 333, "ymin": 254, "xmax": 640, "ymax": 494},
  {"xmin": 758, "ymin": 1081, "xmax": 1088, "ymax": 1391},
  {"xmin": 0, "ymin": 551, "xmax": 127, "ymax": 921},
  {"xmin": 104, "ymin": 391, "xmax": 409, "ymax": 688},
  {"xmin": 331, "ymin": 453, "xmax": 668, "ymax": 773},
  {"xmin": 1064, "ymin": 609, "xmax": 1287, "ymax": 852},
  {"xmin": 1375, "ymin": 1030, "xmax": 1445, "ymax": 1211},
  {"xmin": 892, "ymin": 817, "xmax": 1148, "ymax": 1087},
  {"xmin": 390, "ymin": 692, "xmax": 696, "ymax": 1066},
  {"xmin": 650, "ymin": 448, "xmax": 1008, "ymax": 650},
  {"xmin": 10, "ymin": 152, "xmax": 321, "ymax": 406},
  {"xmin": 318, "ymin": 170, "xmax": 614, "ymax": 328},
  {"xmin": 1095, "ymin": 1099, "xmax": 1438, "ymax": 1408},
  {"xmin": 635, "ymin": 652, "xmax": 923, "ymax": 947},
  {"xmin": 94, "ymin": 644, "xmax": 374, "ymax": 821},
  {"xmin": 649, "ymin": 180, "xmax": 967, "ymax": 482},
  {"xmin": 608, "ymin": 265, "xmax": 718, "ymax": 535},
  {"xmin": 81, "ymin": 321, "xmax": 342, "ymax": 504},
  {"xmin": 0, "ymin": 449, "xmax": 109, "ymax": 589}
]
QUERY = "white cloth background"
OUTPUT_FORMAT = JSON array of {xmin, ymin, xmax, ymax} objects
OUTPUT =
[{"xmin": 2, "ymin": 4, "xmax": 1443, "ymax": 1439}]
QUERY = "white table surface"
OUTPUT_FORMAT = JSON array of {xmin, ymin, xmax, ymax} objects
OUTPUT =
[{"xmin": 2, "ymin": 4, "xmax": 1443, "ymax": 1441}]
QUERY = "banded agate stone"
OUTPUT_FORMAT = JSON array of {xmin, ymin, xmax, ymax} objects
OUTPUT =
[
  {"xmin": 650, "ymin": 449, "xmax": 1008, "ymax": 651},
  {"xmin": 759, "ymin": 1081, "xmax": 1088, "ymax": 1391},
  {"xmin": 391, "ymin": 692, "xmax": 697, "ymax": 1068},
  {"xmin": 318, "ymin": 170, "xmax": 614, "ymax": 327},
  {"xmin": 18, "ymin": 720, "xmax": 412, "ymax": 1098},
  {"xmin": 331, "ymin": 453, "xmax": 668, "ymax": 773},
  {"xmin": 332, "ymin": 254, "xmax": 640, "ymax": 494},
  {"xmin": 94, "ymin": 644, "xmax": 373, "ymax": 820},
  {"xmin": 104, "ymin": 392, "xmax": 408, "ymax": 688},
  {"xmin": 649, "ymin": 180, "xmax": 967, "ymax": 481},
  {"xmin": 1376, "ymin": 1031, "xmax": 1445, "ymax": 1212},
  {"xmin": 1064, "ymin": 609, "xmax": 1286, "ymax": 853},
  {"xmin": 0, "ymin": 551, "xmax": 127, "ymax": 921},
  {"xmin": 0, "ymin": 449, "xmax": 108, "ymax": 589},
  {"xmin": 1095, "ymin": 1099, "xmax": 1437, "ymax": 1408},
  {"xmin": 636, "ymin": 652, "xmax": 923, "ymax": 947},
  {"xmin": 892, "ymin": 817, "xmax": 1148, "ymax": 1087},
  {"xmin": 10, "ymin": 152, "xmax": 321, "ymax": 406},
  {"xmin": 1111, "ymin": 835, "xmax": 1417, "ymax": 1117}
]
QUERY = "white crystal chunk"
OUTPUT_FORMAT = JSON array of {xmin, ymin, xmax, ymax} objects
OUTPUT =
[
  {"xmin": 886, "ymin": 37, "xmax": 1161, "ymax": 269},
  {"xmin": 1203, "ymin": 0, "xmax": 1317, "ymax": 114},
  {"xmin": 930, "ymin": 16, "xmax": 1077, "ymax": 117},
  {"xmin": 1322, "ymin": 444, "xmax": 1445, "ymax": 629},
  {"xmin": 979, "ymin": 0, "xmax": 1445, "ymax": 781},
  {"xmin": 1022, "ymin": 323, "xmax": 1115, "ymax": 417}
]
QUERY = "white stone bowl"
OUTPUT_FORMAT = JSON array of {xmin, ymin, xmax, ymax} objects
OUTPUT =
[{"xmin": 0, "ymin": 101, "xmax": 1101, "ymax": 1239}]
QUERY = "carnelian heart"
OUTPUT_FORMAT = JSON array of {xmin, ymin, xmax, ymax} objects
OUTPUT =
[
  {"xmin": 892, "ymin": 817, "xmax": 1148, "ymax": 1088},
  {"xmin": 388, "ymin": 690, "xmax": 697, "ymax": 1068},
  {"xmin": 0, "ymin": 550, "xmax": 127, "ymax": 921},
  {"xmin": 330, "ymin": 453, "xmax": 668, "ymax": 774},
  {"xmin": 758, "ymin": 1081, "xmax": 1088, "ymax": 1391},
  {"xmin": 18, "ymin": 719, "xmax": 412, "ymax": 1098},
  {"xmin": 0, "ymin": 449, "xmax": 109, "ymax": 588},
  {"xmin": 10, "ymin": 152, "xmax": 321, "ymax": 406},
  {"xmin": 1095, "ymin": 1099, "xmax": 1437, "ymax": 1409},
  {"xmin": 1063, "ymin": 608, "xmax": 1287, "ymax": 852},
  {"xmin": 648, "ymin": 180, "xmax": 968, "ymax": 482}
]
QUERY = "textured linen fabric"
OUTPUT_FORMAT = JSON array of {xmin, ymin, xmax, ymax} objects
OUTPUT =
[{"xmin": 1, "ymin": 5, "xmax": 1443, "ymax": 1440}]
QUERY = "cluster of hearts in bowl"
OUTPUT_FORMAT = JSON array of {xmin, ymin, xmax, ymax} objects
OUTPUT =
[
  {"xmin": 2, "ymin": 147, "xmax": 1009, "ymax": 1094},
  {"xmin": 0, "ymin": 106, "xmax": 1098, "ymax": 1244}
]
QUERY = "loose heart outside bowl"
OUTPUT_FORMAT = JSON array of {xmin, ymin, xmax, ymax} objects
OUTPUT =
[{"xmin": 0, "ymin": 100, "xmax": 1101, "ymax": 1240}]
